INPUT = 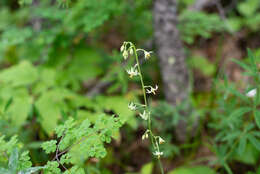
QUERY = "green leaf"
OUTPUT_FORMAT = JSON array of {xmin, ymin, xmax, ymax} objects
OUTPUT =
[
  {"xmin": 232, "ymin": 58, "xmax": 252, "ymax": 72},
  {"xmin": 0, "ymin": 61, "xmax": 38, "ymax": 87},
  {"xmin": 168, "ymin": 166, "xmax": 216, "ymax": 174},
  {"xmin": 238, "ymin": 0, "xmax": 259, "ymax": 17},
  {"xmin": 187, "ymin": 56, "xmax": 216, "ymax": 76},
  {"xmin": 140, "ymin": 162, "xmax": 153, "ymax": 174},
  {"xmin": 238, "ymin": 136, "xmax": 247, "ymax": 155},
  {"xmin": 4, "ymin": 97, "xmax": 13, "ymax": 112},
  {"xmin": 247, "ymin": 49, "xmax": 258, "ymax": 74},
  {"xmin": 234, "ymin": 143, "xmax": 260, "ymax": 165},
  {"xmin": 248, "ymin": 135, "xmax": 260, "ymax": 151},
  {"xmin": 41, "ymin": 140, "xmax": 57, "ymax": 154},
  {"xmin": 254, "ymin": 110, "xmax": 260, "ymax": 128},
  {"xmin": 8, "ymin": 90, "xmax": 32, "ymax": 126},
  {"xmin": 8, "ymin": 148, "xmax": 19, "ymax": 171},
  {"xmin": 35, "ymin": 89, "xmax": 69, "ymax": 135},
  {"xmin": 229, "ymin": 107, "xmax": 252, "ymax": 120}
]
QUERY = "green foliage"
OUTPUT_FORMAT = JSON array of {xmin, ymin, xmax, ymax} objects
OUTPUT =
[
  {"xmin": 179, "ymin": 11, "xmax": 224, "ymax": 43},
  {"xmin": 228, "ymin": 0, "xmax": 260, "ymax": 32},
  {"xmin": 0, "ymin": 136, "xmax": 44, "ymax": 174},
  {"xmin": 210, "ymin": 50, "xmax": 260, "ymax": 172},
  {"xmin": 187, "ymin": 56, "xmax": 216, "ymax": 76},
  {"xmin": 168, "ymin": 166, "xmax": 216, "ymax": 174}
]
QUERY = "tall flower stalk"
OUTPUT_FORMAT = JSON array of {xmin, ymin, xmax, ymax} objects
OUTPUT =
[{"xmin": 121, "ymin": 41, "xmax": 165, "ymax": 174}]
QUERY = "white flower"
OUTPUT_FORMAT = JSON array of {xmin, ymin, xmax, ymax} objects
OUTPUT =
[
  {"xmin": 144, "ymin": 51, "xmax": 152, "ymax": 60},
  {"xmin": 139, "ymin": 110, "xmax": 149, "ymax": 120},
  {"xmin": 123, "ymin": 50, "xmax": 128, "ymax": 60},
  {"xmin": 126, "ymin": 67, "xmax": 138, "ymax": 78},
  {"xmin": 158, "ymin": 137, "xmax": 165, "ymax": 144},
  {"xmin": 246, "ymin": 88, "xmax": 257, "ymax": 98},
  {"xmin": 142, "ymin": 130, "xmax": 150, "ymax": 140},
  {"xmin": 153, "ymin": 151, "xmax": 163, "ymax": 159},
  {"xmin": 120, "ymin": 45, "xmax": 125, "ymax": 52},
  {"xmin": 128, "ymin": 102, "xmax": 137, "ymax": 111},
  {"xmin": 146, "ymin": 85, "xmax": 158, "ymax": 95},
  {"xmin": 129, "ymin": 48, "xmax": 134, "ymax": 55}
]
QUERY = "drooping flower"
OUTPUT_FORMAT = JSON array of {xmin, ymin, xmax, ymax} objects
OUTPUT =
[
  {"xmin": 142, "ymin": 130, "xmax": 150, "ymax": 140},
  {"xmin": 123, "ymin": 50, "xmax": 128, "ymax": 60},
  {"xmin": 120, "ymin": 45, "xmax": 125, "ymax": 52},
  {"xmin": 153, "ymin": 150, "xmax": 163, "ymax": 159},
  {"xmin": 139, "ymin": 110, "xmax": 149, "ymax": 120},
  {"xmin": 146, "ymin": 85, "xmax": 158, "ymax": 95},
  {"xmin": 126, "ymin": 67, "xmax": 138, "ymax": 78},
  {"xmin": 158, "ymin": 136, "xmax": 165, "ymax": 144},
  {"xmin": 246, "ymin": 88, "xmax": 256, "ymax": 98},
  {"xmin": 128, "ymin": 102, "xmax": 137, "ymax": 111},
  {"xmin": 144, "ymin": 51, "xmax": 152, "ymax": 60},
  {"xmin": 129, "ymin": 47, "xmax": 134, "ymax": 55}
]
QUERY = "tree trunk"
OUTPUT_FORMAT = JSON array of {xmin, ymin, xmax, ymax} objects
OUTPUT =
[{"xmin": 153, "ymin": 0, "xmax": 190, "ymax": 142}]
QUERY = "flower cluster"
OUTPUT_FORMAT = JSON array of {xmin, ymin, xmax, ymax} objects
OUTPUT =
[{"xmin": 120, "ymin": 41, "xmax": 165, "ymax": 160}]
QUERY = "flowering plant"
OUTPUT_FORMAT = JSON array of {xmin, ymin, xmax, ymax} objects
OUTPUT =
[{"xmin": 120, "ymin": 41, "xmax": 165, "ymax": 174}]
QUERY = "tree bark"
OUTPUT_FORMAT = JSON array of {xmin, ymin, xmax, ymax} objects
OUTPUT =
[{"xmin": 153, "ymin": 0, "xmax": 190, "ymax": 142}]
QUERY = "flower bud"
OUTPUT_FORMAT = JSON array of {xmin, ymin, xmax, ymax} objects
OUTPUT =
[
  {"xmin": 158, "ymin": 137, "xmax": 165, "ymax": 144},
  {"xmin": 123, "ymin": 50, "xmax": 128, "ymax": 60},
  {"xmin": 129, "ymin": 48, "xmax": 134, "ymax": 55},
  {"xmin": 120, "ymin": 45, "xmax": 124, "ymax": 52}
]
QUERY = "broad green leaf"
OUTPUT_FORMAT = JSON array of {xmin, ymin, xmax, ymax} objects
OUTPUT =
[
  {"xmin": 8, "ymin": 91, "xmax": 32, "ymax": 126},
  {"xmin": 140, "ymin": 162, "xmax": 153, "ymax": 174},
  {"xmin": 0, "ymin": 87, "xmax": 32, "ymax": 126},
  {"xmin": 35, "ymin": 89, "xmax": 69, "ymax": 135},
  {"xmin": 238, "ymin": 0, "xmax": 259, "ymax": 17},
  {"xmin": 234, "ymin": 143, "xmax": 260, "ymax": 165},
  {"xmin": 0, "ymin": 61, "xmax": 37, "ymax": 87},
  {"xmin": 168, "ymin": 166, "xmax": 216, "ymax": 174}
]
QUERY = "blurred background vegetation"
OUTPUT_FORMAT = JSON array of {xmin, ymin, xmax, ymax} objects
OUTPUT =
[{"xmin": 1, "ymin": 0, "xmax": 260, "ymax": 173}]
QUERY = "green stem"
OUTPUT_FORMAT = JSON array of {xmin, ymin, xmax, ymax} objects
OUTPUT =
[
  {"xmin": 133, "ymin": 46, "xmax": 147, "ymax": 107},
  {"xmin": 132, "ymin": 44, "xmax": 164, "ymax": 174},
  {"xmin": 158, "ymin": 158, "xmax": 165, "ymax": 174}
]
